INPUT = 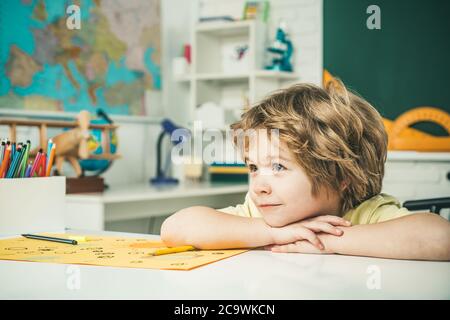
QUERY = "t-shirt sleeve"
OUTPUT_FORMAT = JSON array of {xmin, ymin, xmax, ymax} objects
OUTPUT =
[
  {"xmin": 343, "ymin": 194, "xmax": 414, "ymax": 225},
  {"xmin": 217, "ymin": 193, "xmax": 261, "ymax": 218},
  {"xmin": 370, "ymin": 205, "xmax": 413, "ymax": 223}
]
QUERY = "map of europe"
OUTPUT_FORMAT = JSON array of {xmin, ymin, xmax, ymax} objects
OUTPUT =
[{"xmin": 0, "ymin": 0, "xmax": 161, "ymax": 116}]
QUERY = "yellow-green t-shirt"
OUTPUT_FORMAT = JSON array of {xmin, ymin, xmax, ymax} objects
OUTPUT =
[{"xmin": 218, "ymin": 193, "xmax": 412, "ymax": 225}]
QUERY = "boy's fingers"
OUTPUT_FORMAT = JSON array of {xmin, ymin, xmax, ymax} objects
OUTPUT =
[
  {"xmin": 271, "ymin": 245, "xmax": 283, "ymax": 252},
  {"xmin": 298, "ymin": 227, "xmax": 324, "ymax": 250},
  {"xmin": 303, "ymin": 221, "xmax": 343, "ymax": 236},
  {"xmin": 316, "ymin": 215, "xmax": 351, "ymax": 226},
  {"xmin": 273, "ymin": 241, "xmax": 327, "ymax": 254},
  {"xmin": 272, "ymin": 243, "xmax": 299, "ymax": 253}
]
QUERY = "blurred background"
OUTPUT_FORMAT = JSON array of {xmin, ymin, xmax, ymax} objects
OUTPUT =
[{"xmin": 1, "ymin": 0, "xmax": 449, "ymax": 235}]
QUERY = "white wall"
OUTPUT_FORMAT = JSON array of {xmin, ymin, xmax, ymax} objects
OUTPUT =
[{"xmin": 161, "ymin": 0, "xmax": 197, "ymax": 127}]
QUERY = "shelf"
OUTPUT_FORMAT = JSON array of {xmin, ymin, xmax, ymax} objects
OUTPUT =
[
  {"xmin": 254, "ymin": 70, "xmax": 300, "ymax": 80},
  {"xmin": 0, "ymin": 108, "xmax": 162, "ymax": 124},
  {"xmin": 66, "ymin": 181, "xmax": 248, "ymax": 204},
  {"xmin": 196, "ymin": 73, "xmax": 249, "ymax": 81},
  {"xmin": 174, "ymin": 75, "xmax": 192, "ymax": 83},
  {"xmin": 189, "ymin": 18, "xmax": 297, "ymax": 130},
  {"xmin": 176, "ymin": 71, "xmax": 300, "ymax": 83},
  {"xmin": 195, "ymin": 20, "xmax": 253, "ymax": 36}
]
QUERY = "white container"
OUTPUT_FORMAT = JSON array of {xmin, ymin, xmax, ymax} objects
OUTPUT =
[{"xmin": 0, "ymin": 176, "xmax": 66, "ymax": 236}]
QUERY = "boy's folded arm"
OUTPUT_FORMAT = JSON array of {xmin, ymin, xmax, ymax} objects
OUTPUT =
[
  {"xmin": 160, "ymin": 206, "xmax": 274, "ymax": 249},
  {"xmin": 322, "ymin": 213, "xmax": 450, "ymax": 261}
]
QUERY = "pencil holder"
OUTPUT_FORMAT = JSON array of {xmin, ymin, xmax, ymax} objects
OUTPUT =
[{"xmin": 0, "ymin": 176, "xmax": 66, "ymax": 235}]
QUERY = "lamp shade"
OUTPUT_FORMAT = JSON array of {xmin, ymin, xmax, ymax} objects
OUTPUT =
[{"xmin": 161, "ymin": 119, "xmax": 190, "ymax": 145}]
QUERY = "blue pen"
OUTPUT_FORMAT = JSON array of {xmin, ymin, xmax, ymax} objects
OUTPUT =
[
  {"xmin": 13, "ymin": 148, "xmax": 26, "ymax": 178},
  {"xmin": 11, "ymin": 142, "xmax": 16, "ymax": 160},
  {"xmin": 6, "ymin": 149, "xmax": 20, "ymax": 178},
  {"xmin": 25, "ymin": 162, "xmax": 32, "ymax": 178},
  {"xmin": 7, "ymin": 148, "xmax": 24, "ymax": 178},
  {"xmin": 6, "ymin": 149, "xmax": 21, "ymax": 178},
  {"xmin": 20, "ymin": 141, "xmax": 30, "ymax": 178}
]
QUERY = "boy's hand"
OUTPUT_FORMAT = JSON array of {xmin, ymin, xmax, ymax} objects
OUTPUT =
[
  {"xmin": 299, "ymin": 215, "xmax": 351, "ymax": 233},
  {"xmin": 269, "ymin": 215, "xmax": 351, "ymax": 250},
  {"xmin": 266, "ymin": 238, "xmax": 335, "ymax": 254}
]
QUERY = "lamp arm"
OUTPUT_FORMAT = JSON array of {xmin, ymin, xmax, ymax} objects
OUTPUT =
[{"xmin": 156, "ymin": 131, "xmax": 166, "ymax": 178}]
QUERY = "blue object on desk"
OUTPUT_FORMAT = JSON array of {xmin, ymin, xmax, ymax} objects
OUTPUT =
[{"xmin": 150, "ymin": 119, "xmax": 190, "ymax": 185}]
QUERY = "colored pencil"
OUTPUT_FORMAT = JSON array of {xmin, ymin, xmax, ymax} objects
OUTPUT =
[
  {"xmin": 38, "ymin": 154, "xmax": 47, "ymax": 177},
  {"xmin": 46, "ymin": 139, "xmax": 53, "ymax": 169},
  {"xmin": 12, "ymin": 147, "xmax": 26, "ymax": 178},
  {"xmin": 29, "ymin": 150, "xmax": 43, "ymax": 177},
  {"xmin": 0, "ymin": 145, "xmax": 11, "ymax": 178},
  {"xmin": 25, "ymin": 161, "xmax": 32, "ymax": 178},
  {"xmin": 46, "ymin": 144, "xmax": 56, "ymax": 177},
  {"xmin": 0, "ymin": 141, "xmax": 5, "ymax": 164},
  {"xmin": 11, "ymin": 142, "xmax": 16, "ymax": 161},
  {"xmin": 20, "ymin": 140, "xmax": 31, "ymax": 178},
  {"xmin": 151, "ymin": 245, "xmax": 195, "ymax": 256},
  {"xmin": 6, "ymin": 148, "xmax": 22, "ymax": 178},
  {"xmin": 0, "ymin": 140, "xmax": 57, "ymax": 179}
]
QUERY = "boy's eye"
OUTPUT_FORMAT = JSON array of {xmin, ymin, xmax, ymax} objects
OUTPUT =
[
  {"xmin": 248, "ymin": 164, "xmax": 258, "ymax": 172},
  {"xmin": 272, "ymin": 163, "xmax": 286, "ymax": 172}
]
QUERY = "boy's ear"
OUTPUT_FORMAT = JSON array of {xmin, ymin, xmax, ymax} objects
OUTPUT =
[
  {"xmin": 325, "ymin": 76, "xmax": 350, "ymax": 105},
  {"xmin": 340, "ymin": 180, "xmax": 349, "ymax": 191}
]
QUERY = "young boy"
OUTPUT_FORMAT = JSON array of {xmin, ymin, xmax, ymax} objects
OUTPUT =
[{"xmin": 161, "ymin": 81, "xmax": 450, "ymax": 261}]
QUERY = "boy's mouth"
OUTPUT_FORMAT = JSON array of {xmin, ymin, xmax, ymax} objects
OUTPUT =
[{"xmin": 258, "ymin": 204, "xmax": 282, "ymax": 208}]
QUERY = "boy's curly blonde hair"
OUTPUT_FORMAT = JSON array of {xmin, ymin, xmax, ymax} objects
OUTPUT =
[{"xmin": 231, "ymin": 80, "xmax": 388, "ymax": 215}]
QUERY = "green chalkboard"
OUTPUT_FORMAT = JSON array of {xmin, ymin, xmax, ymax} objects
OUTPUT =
[{"xmin": 324, "ymin": 0, "xmax": 450, "ymax": 135}]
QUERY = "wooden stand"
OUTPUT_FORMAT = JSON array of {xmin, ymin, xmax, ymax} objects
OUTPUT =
[{"xmin": 66, "ymin": 176, "xmax": 105, "ymax": 194}]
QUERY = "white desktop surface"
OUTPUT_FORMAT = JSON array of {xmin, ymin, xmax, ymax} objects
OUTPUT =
[
  {"xmin": 64, "ymin": 182, "xmax": 249, "ymax": 230},
  {"xmin": 65, "ymin": 181, "xmax": 249, "ymax": 204},
  {"xmin": 1, "ymin": 230, "xmax": 449, "ymax": 299}
]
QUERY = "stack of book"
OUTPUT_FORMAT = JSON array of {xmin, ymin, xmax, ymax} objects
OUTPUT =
[{"xmin": 208, "ymin": 162, "xmax": 248, "ymax": 183}]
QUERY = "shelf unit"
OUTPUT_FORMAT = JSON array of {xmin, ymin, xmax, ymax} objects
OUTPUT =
[
  {"xmin": 170, "ymin": 19, "xmax": 302, "ymax": 165},
  {"xmin": 176, "ymin": 20, "xmax": 300, "ymax": 129}
]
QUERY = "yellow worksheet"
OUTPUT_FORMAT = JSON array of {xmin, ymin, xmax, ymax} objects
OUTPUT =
[{"xmin": 0, "ymin": 234, "xmax": 248, "ymax": 270}]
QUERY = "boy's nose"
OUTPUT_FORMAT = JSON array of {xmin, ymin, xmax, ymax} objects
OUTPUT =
[{"xmin": 251, "ymin": 177, "xmax": 272, "ymax": 195}]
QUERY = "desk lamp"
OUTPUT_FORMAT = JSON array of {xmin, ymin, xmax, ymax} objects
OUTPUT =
[{"xmin": 150, "ymin": 119, "xmax": 190, "ymax": 185}]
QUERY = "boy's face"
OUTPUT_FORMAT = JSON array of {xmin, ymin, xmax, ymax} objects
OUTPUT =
[{"xmin": 245, "ymin": 130, "xmax": 341, "ymax": 227}]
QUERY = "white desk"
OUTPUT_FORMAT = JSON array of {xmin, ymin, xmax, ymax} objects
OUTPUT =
[
  {"xmin": 65, "ymin": 181, "xmax": 248, "ymax": 231},
  {"xmin": 1, "ymin": 230, "xmax": 449, "ymax": 299}
]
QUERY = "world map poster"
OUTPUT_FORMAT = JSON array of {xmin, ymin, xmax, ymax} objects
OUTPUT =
[{"xmin": 0, "ymin": 0, "xmax": 161, "ymax": 116}]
